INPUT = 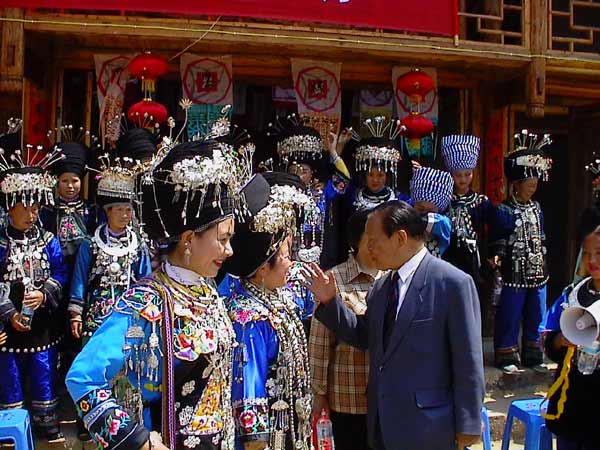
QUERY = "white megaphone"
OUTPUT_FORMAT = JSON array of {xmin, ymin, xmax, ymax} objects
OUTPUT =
[{"xmin": 560, "ymin": 301, "xmax": 600, "ymax": 347}]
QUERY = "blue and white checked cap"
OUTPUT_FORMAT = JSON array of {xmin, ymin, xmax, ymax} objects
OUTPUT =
[
  {"xmin": 441, "ymin": 135, "xmax": 480, "ymax": 172},
  {"xmin": 409, "ymin": 167, "xmax": 454, "ymax": 212}
]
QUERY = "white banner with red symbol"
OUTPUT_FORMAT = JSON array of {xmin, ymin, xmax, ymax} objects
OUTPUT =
[
  {"xmin": 94, "ymin": 54, "xmax": 131, "ymax": 146},
  {"xmin": 392, "ymin": 66, "xmax": 438, "ymax": 119},
  {"xmin": 180, "ymin": 54, "xmax": 233, "ymax": 105},
  {"xmin": 291, "ymin": 59, "xmax": 342, "ymax": 117}
]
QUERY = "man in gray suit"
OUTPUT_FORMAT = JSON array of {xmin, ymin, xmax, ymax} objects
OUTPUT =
[{"xmin": 303, "ymin": 201, "xmax": 484, "ymax": 450}]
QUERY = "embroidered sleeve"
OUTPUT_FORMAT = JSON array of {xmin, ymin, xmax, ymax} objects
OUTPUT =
[
  {"xmin": 135, "ymin": 243, "xmax": 153, "ymax": 281},
  {"xmin": 489, "ymin": 203, "xmax": 512, "ymax": 258},
  {"xmin": 324, "ymin": 173, "xmax": 350, "ymax": 200},
  {"xmin": 43, "ymin": 236, "xmax": 67, "ymax": 311},
  {"xmin": 68, "ymin": 239, "xmax": 94, "ymax": 317},
  {"xmin": 428, "ymin": 213, "xmax": 452, "ymax": 256},
  {"xmin": 0, "ymin": 246, "xmax": 13, "ymax": 322},
  {"xmin": 76, "ymin": 389, "xmax": 149, "ymax": 450},
  {"xmin": 538, "ymin": 203, "xmax": 546, "ymax": 244},
  {"xmin": 66, "ymin": 307, "xmax": 152, "ymax": 450},
  {"xmin": 230, "ymin": 306, "xmax": 279, "ymax": 443},
  {"xmin": 0, "ymin": 286, "xmax": 16, "ymax": 323},
  {"xmin": 540, "ymin": 291, "xmax": 571, "ymax": 363}
]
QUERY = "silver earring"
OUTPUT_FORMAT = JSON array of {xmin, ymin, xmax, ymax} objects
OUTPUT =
[{"xmin": 184, "ymin": 242, "xmax": 192, "ymax": 265}]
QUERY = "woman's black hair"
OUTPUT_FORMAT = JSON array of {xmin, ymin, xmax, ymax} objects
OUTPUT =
[
  {"xmin": 347, "ymin": 209, "xmax": 371, "ymax": 255},
  {"xmin": 373, "ymin": 200, "xmax": 427, "ymax": 240}
]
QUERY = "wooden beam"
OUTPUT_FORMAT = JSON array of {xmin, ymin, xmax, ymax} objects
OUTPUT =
[
  {"xmin": 526, "ymin": 0, "xmax": 547, "ymax": 118},
  {"xmin": 0, "ymin": 8, "xmax": 24, "ymax": 95}
]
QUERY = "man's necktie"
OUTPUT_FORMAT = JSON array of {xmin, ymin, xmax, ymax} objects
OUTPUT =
[{"xmin": 383, "ymin": 272, "xmax": 400, "ymax": 350}]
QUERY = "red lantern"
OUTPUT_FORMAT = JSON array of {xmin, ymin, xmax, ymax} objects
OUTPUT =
[
  {"xmin": 396, "ymin": 68, "xmax": 435, "ymax": 105},
  {"xmin": 400, "ymin": 113, "xmax": 434, "ymax": 149},
  {"xmin": 128, "ymin": 52, "xmax": 169, "ymax": 99},
  {"xmin": 128, "ymin": 100, "xmax": 168, "ymax": 126}
]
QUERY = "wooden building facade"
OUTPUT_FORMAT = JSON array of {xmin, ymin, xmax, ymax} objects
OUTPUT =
[{"xmin": 1, "ymin": 1, "xmax": 600, "ymax": 299}]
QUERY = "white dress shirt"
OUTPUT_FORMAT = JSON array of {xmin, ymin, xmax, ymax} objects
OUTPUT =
[{"xmin": 395, "ymin": 246, "xmax": 428, "ymax": 318}]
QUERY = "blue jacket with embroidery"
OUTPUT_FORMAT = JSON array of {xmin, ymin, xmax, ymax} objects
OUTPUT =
[{"xmin": 0, "ymin": 225, "xmax": 68, "ymax": 351}]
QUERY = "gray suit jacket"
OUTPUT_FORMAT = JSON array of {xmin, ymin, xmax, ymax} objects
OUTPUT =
[{"xmin": 315, "ymin": 252, "xmax": 484, "ymax": 450}]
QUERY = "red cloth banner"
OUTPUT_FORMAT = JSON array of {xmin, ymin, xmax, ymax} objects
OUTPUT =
[
  {"xmin": 6, "ymin": 0, "xmax": 457, "ymax": 36},
  {"xmin": 485, "ymin": 109, "xmax": 507, "ymax": 205}
]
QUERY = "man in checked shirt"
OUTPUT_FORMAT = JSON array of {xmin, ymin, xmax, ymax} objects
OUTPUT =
[{"xmin": 309, "ymin": 208, "xmax": 383, "ymax": 450}]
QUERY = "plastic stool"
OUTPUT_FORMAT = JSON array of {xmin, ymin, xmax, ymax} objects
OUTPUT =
[
  {"xmin": 0, "ymin": 409, "xmax": 34, "ymax": 450},
  {"xmin": 481, "ymin": 406, "xmax": 492, "ymax": 450},
  {"xmin": 465, "ymin": 407, "xmax": 492, "ymax": 450},
  {"xmin": 501, "ymin": 398, "xmax": 553, "ymax": 450}
]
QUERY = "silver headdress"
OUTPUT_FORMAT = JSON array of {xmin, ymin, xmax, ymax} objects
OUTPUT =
[
  {"xmin": 505, "ymin": 129, "xmax": 553, "ymax": 182},
  {"xmin": 0, "ymin": 133, "xmax": 65, "ymax": 209},
  {"xmin": 268, "ymin": 114, "xmax": 324, "ymax": 167},
  {"xmin": 353, "ymin": 116, "xmax": 405, "ymax": 175}
]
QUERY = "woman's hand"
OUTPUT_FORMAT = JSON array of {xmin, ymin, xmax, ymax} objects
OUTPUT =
[
  {"xmin": 23, "ymin": 290, "xmax": 45, "ymax": 310},
  {"xmin": 70, "ymin": 315, "xmax": 83, "ymax": 339},
  {"xmin": 301, "ymin": 263, "xmax": 338, "ymax": 305},
  {"xmin": 489, "ymin": 255, "xmax": 502, "ymax": 269},
  {"xmin": 0, "ymin": 331, "xmax": 7, "ymax": 346},
  {"xmin": 140, "ymin": 431, "xmax": 170, "ymax": 450},
  {"xmin": 335, "ymin": 128, "xmax": 353, "ymax": 155},
  {"xmin": 10, "ymin": 313, "xmax": 29, "ymax": 332}
]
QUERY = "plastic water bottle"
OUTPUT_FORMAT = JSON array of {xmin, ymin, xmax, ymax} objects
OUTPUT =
[
  {"xmin": 316, "ymin": 409, "xmax": 335, "ymax": 450},
  {"xmin": 577, "ymin": 341, "xmax": 600, "ymax": 375},
  {"xmin": 490, "ymin": 269, "xmax": 503, "ymax": 307},
  {"xmin": 20, "ymin": 304, "xmax": 34, "ymax": 329}
]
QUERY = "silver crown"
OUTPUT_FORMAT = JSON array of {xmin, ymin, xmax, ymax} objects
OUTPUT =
[{"xmin": 513, "ymin": 129, "xmax": 552, "ymax": 152}]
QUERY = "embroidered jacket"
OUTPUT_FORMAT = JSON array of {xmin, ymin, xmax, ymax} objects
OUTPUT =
[
  {"xmin": 443, "ymin": 191, "xmax": 493, "ymax": 280},
  {"xmin": 40, "ymin": 197, "xmax": 97, "ymax": 268},
  {"xmin": 68, "ymin": 224, "xmax": 152, "ymax": 336},
  {"xmin": 490, "ymin": 198, "xmax": 548, "ymax": 288},
  {"xmin": 66, "ymin": 264, "xmax": 236, "ymax": 450},
  {"xmin": 0, "ymin": 224, "xmax": 68, "ymax": 352},
  {"xmin": 226, "ymin": 281, "xmax": 312, "ymax": 450}
]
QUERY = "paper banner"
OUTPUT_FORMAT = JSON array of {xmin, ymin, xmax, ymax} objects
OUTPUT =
[
  {"xmin": 94, "ymin": 54, "xmax": 131, "ymax": 146},
  {"xmin": 392, "ymin": 66, "xmax": 438, "ymax": 159},
  {"xmin": 292, "ymin": 58, "xmax": 342, "ymax": 117},
  {"xmin": 180, "ymin": 54, "xmax": 233, "ymax": 106}
]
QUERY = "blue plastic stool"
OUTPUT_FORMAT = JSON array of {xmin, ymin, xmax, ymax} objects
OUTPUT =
[
  {"xmin": 0, "ymin": 409, "xmax": 34, "ymax": 449},
  {"xmin": 466, "ymin": 407, "xmax": 492, "ymax": 450},
  {"xmin": 501, "ymin": 398, "xmax": 553, "ymax": 450},
  {"xmin": 481, "ymin": 406, "xmax": 492, "ymax": 450}
]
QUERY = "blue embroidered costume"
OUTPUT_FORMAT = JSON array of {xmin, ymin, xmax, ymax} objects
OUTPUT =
[
  {"xmin": 0, "ymin": 224, "xmax": 68, "ymax": 435},
  {"xmin": 491, "ymin": 130, "xmax": 553, "ymax": 369},
  {"xmin": 68, "ymin": 224, "xmax": 152, "ymax": 337},
  {"xmin": 491, "ymin": 197, "xmax": 548, "ymax": 367},
  {"xmin": 66, "ymin": 264, "xmax": 236, "ymax": 450},
  {"xmin": 222, "ymin": 172, "xmax": 313, "ymax": 450}
]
